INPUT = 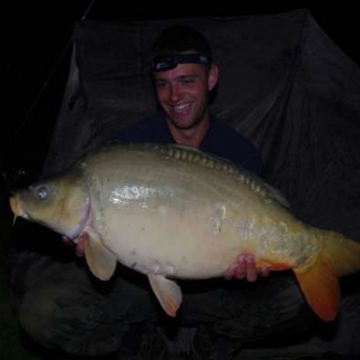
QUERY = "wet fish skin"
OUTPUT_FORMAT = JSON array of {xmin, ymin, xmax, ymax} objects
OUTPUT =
[{"xmin": 9, "ymin": 143, "xmax": 360, "ymax": 321}]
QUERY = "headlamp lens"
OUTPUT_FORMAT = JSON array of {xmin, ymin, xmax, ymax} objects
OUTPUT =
[{"xmin": 152, "ymin": 53, "xmax": 210, "ymax": 71}]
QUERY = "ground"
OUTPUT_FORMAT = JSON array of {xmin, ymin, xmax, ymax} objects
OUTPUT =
[{"xmin": 0, "ymin": 189, "xmax": 38, "ymax": 359}]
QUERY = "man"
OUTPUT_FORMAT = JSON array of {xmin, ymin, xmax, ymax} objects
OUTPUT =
[
  {"xmin": 69, "ymin": 24, "xmax": 315, "ymax": 358},
  {"xmin": 11, "ymin": 24, "xmax": 318, "ymax": 360},
  {"xmin": 75, "ymin": 24, "xmax": 266, "ymax": 282}
]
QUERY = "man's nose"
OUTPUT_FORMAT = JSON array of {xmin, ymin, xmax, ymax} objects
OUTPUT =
[{"xmin": 169, "ymin": 84, "xmax": 182, "ymax": 102}]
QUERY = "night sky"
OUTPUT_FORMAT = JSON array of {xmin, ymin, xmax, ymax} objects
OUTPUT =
[{"xmin": 1, "ymin": 2, "xmax": 359, "ymax": 185}]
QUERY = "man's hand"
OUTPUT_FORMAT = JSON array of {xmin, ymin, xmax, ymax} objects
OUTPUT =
[
  {"xmin": 224, "ymin": 254, "xmax": 270, "ymax": 282},
  {"xmin": 62, "ymin": 232, "xmax": 89, "ymax": 257}
]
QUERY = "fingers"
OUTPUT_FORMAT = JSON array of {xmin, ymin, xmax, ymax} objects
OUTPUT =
[
  {"xmin": 224, "ymin": 262, "xmax": 238, "ymax": 280},
  {"xmin": 259, "ymin": 265, "xmax": 270, "ymax": 277},
  {"xmin": 224, "ymin": 253, "xmax": 270, "ymax": 282},
  {"xmin": 241, "ymin": 254, "xmax": 257, "ymax": 282},
  {"xmin": 75, "ymin": 232, "xmax": 90, "ymax": 257},
  {"xmin": 61, "ymin": 235, "xmax": 73, "ymax": 246},
  {"xmin": 224, "ymin": 254, "xmax": 256, "ymax": 281},
  {"xmin": 61, "ymin": 233, "xmax": 89, "ymax": 258}
]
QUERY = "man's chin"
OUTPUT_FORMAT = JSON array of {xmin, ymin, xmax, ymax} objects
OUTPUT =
[{"xmin": 168, "ymin": 116, "xmax": 200, "ymax": 130}]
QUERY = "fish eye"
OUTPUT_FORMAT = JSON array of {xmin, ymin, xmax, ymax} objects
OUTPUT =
[{"xmin": 35, "ymin": 185, "xmax": 49, "ymax": 200}]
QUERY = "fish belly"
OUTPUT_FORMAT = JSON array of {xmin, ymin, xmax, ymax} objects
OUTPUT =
[
  {"xmin": 85, "ymin": 145, "xmax": 315, "ymax": 279},
  {"xmin": 103, "ymin": 205, "xmax": 245, "ymax": 278}
]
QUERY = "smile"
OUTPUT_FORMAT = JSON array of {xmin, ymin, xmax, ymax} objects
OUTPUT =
[{"xmin": 173, "ymin": 104, "xmax": 191, "ymax": 114}]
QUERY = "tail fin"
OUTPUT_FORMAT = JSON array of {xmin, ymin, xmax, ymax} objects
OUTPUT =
[{"xmin": 294, "ymin": 230, "xmax": 360, "ymax": 322}]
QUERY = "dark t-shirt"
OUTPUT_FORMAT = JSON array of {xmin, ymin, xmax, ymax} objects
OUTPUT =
[{"xmin": 113, "ymin": 111, "xmax": 263, "ymax": 175}]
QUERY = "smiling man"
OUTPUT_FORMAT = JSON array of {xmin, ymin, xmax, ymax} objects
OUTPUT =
[
  {"xmin": 153, "ymin": 58, "xmax": 218, "ymax": 146},
  {"xmin": 112, "ymin": 25, "xmax": 266, "ymax": 282},
  {"xmin": 114, "ymin": 24, "xmax": 263, "ymax": 179}
]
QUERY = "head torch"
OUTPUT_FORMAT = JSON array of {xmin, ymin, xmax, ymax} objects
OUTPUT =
[{"xmin": 152, "ymin": 52, "xmax": 211, "ymax": 71}]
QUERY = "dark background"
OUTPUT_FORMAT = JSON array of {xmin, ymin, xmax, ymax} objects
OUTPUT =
[
  {"xmin": 1, "ymin": 2, "xmax": 359, "ymax": 186},
  {"xmin": 0, "ymin": 3, "xmax": 359, "ymax": 359}
]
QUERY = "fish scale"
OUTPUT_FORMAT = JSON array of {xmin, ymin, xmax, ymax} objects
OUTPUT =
[{"xmin": 128, "ymin": 143, "xmax": 288, "ymax": 207}]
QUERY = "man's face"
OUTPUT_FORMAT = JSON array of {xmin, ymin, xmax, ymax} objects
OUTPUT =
[{"xmin": 153, "ymin": 63, "xmax": 218, "ymax": 130}]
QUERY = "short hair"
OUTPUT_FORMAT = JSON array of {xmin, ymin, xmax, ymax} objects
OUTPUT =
[{"xmin": 151, "ymin": 24, "xmax": 213, "ymax": 63}]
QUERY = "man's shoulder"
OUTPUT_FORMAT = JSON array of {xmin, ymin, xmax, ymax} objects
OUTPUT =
[
  {"xmin": 210, "ymin": 117, "xmax": 246, "ymax": 139},
  {"xmin": 204, "ymin": 117, "xmax": 263, "ymax": 175}
]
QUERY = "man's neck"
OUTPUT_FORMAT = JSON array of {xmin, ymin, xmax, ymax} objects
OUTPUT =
[{"xmin": 166, "ymin": 117, "xmax": 210, "ymax": 148}]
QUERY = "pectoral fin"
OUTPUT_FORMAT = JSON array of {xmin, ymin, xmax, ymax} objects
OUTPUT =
[
  {"xmin": 148, "ymin": 275, "xmax": 182, "ymax": 317},
  {"xmin": 82, "ymin": 230, "xmax": 117, "ymax": 281}
]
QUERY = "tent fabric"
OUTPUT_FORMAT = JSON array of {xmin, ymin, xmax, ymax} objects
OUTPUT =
[{"xmin": 43, "ymin": 8, "xmax": 360, "ymax": 240}]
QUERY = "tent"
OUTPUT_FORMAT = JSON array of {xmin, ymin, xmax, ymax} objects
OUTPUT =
[
  {"xmin": 5, "ymin": 7, "xmax": 360, "ymax": 358},
  {"xmin": 43, "ymin": 8, "xmax": 360, "ymax": 238}
]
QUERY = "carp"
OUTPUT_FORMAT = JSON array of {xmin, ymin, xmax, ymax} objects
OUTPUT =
[{"xmin": 9, "ymin": 143, "xmax": 360, "ymax": 321}]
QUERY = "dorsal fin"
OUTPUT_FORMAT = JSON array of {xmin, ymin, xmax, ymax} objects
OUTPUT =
[
  {"xmin": 161, "ymin": 144, "xmax": 290, "ymax": 208},
  {"xmin": 124, "ymin": 143, "xmax": 290, "ymax": 208}
]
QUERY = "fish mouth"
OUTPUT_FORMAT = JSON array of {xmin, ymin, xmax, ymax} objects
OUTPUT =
[
  {"xmin": 9, "ymin": 194, "xmax": 90, "ymax": 241},
  {"xmin": 9, "ymin": 195, "xmax": 28, "ymax": 222}
]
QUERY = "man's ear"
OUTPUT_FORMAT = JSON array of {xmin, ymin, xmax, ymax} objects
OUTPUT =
[{"xmin": 208, "ymin": 64, "xmax": 219, "ymax": 91}]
